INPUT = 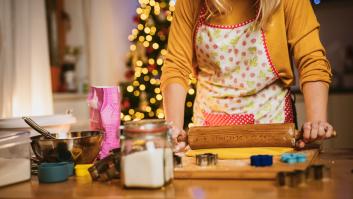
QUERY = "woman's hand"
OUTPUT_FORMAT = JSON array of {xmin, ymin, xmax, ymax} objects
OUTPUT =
[
  {"xmin": 297, "ymin": 121, "xmax": 335, "ymax": 148},
  {"xmin": 171, "ymin": 126, "xmax": 188, "ymax": 152}
]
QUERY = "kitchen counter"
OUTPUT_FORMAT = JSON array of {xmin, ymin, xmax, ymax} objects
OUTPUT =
[{"xmin": 0, "ymin": 149, "xmax": 352, "ymax": 199}]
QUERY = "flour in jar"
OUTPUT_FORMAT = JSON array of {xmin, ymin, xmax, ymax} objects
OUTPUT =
[{"xmin": 122, "ymin": 147, "xmax": 173, "ymax": 188}]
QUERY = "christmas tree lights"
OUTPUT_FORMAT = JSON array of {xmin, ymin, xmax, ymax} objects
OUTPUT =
[{"xmin": 120, "ymin": 0, "xmax": 196, "ymax": 128}]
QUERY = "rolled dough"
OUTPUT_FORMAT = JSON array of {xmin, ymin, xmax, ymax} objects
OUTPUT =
[{"xmin": 185, "ymin": 147, "xmax": 293, "ymax": 159}]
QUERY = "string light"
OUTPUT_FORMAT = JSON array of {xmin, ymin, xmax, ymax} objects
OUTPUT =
[
  {"xmin": 144, "ymin": 27, "xmax": 151, "ymax": 34},
  {"xmin": 136, "ymin": 8, "xmax": 143, "ymax": 14},
  {"xmin": 142, "ymin": 68, "xmax": 148, "ymax": 74},
  {"xmin": 143, "ymin": 41, "xmax": 150, "ymax": 47},
  {"xmin": 154, "ymin": 9, "xmax": 160, "ymax": 15},
  {"xmin": 157, "ymin": 113, "xmax": 165, "ymax": 119},
  {"xmin": 148, "ymin": 58, "xmax": 155, "ymax": 65},
  {"xmin": 161, "ymin": 49, "xmax": 168, "ymax": 55},
  {"xmin": 138, "ymin": 36, "xmax": 145, "ymax": 42},
  {"xmin": 156, "ymin": 94, "xmax": 163, "ymax": 101},
  {"xmin": 144, "ymin": 75, "xmax": 150, "ymax": 81},
  {"xmin": 130, "ymin": 44, "xmax": 136, "ymax": 51},
  {"xmin": 149, "ymin": 0, "xmax": 155, "ymax": 6},
  {"xmin": 150, "ymin": 27, "xmax": 157, "ymax": 34},
  {"xmin": 150, "ymin": 78, "xmax": 157, "ymax": 85},
  {"xmin": 154, "ymin": 88, "xmax": 161, "ymax": 93},
  {"xmin": 148, "ymin": 112, "xmax": 155, "ymax": 117},
  {"xmin": 140, "ymin": 14, "xmax": 148, "ymax": 20},
  {"xmin": 124, "ymin": 115, "xmax": 132, "ymax": 121},
  {"xmin": 137, "ymin": 24, "xmax": 144, "ymax": 30},
  {"xmin": 133, "ymin": 81, "xmax": 140, "ymax": 86},
  {"xmin": 136, "ymin": 60, "xmax": 143, "ymax": 67},
  {"xmin": 152, "ymin": 43, "xmax": 159, "ymax": 49},
  {"xmin": 188, "ymin": 88, "xmax": 195, "ymax": 95},
  {"xmin": 150, "ymin": 98, "xmax": 156, "ymax": 104},
  {"xmin": 134, "ymin": 90, "xmax": 140, "ymax": 96},
  {"xmin": 129, "ymin": 109, "xmax": 135, "ymax": 115},
  {"xmin": 152, "ymin": 70, "xmax": 158, "ymax": 76},
  {"xmin": 167, "ymin": 15, "xmax": 173, "ymax": 21},
  {"xmin": 156, "ymin": 58, "xmax": 163, "ymax": 65},
  {"xmin": 146, "ymin": 35, "xmax": 152, "ymax": 41},
  {"xmin": 127, "ymin": 85, "xmax": 134, "ymax": 92},
  {"xmin": 186, "ymin": 101, "xmax": 193, "ymax": 107},
  {"xmin": 135, "ymin": 71, "xmax": 141, "ymax": 77},
  {"xmin": 139, "ymin": 84, "xmax": 146, "ymax": 91},
  {"xmin": 132, "ymin": 29, "xmax": 138, "ymax": 35},
  {"xmin": 128, "ymin": 35, "xmax": 134, "ymax": 41},
  {"xmin": 145, "ymin": 106, "xmax": 152, "ymax": 112}
]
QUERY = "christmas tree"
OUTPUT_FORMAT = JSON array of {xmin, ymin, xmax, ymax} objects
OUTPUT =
[{"xmin": 120, "ymin": 0, "xmax": 196, "ymax": 128}]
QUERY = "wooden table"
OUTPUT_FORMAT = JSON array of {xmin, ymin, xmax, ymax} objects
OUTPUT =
[{"xmin": 0, "ymin": 149, "xmax": 352, "ymax": 199}]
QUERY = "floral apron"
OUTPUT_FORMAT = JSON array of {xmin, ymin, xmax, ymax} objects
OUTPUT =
[{"xmin": 193, "ymin": 5, "xmax": 294, "ymax": 126}]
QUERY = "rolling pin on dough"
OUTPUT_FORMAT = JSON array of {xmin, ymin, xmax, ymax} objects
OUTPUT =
[{"xmin": 187, "ymin": 123, "xmax": 336, "ymax": 150}]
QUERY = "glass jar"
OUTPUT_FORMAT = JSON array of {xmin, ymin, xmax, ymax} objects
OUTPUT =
[{"xmin": 120, "ymin": 119, "xmax": 173, "ymax": 189}]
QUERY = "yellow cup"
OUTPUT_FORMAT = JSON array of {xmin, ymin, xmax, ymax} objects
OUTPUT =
[{"xmin": 75, "ymin": 164, "xmax": 93, "ymax": 177}]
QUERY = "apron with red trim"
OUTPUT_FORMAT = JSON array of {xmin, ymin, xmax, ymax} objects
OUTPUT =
[{"xmin": 192, "ymin": 5, "xmax": 294, "ymax": 126}]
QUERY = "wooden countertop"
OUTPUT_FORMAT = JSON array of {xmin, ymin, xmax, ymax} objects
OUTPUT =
[{"xmin": 0, "ymin": 149, "xmax": 352, "ymax": 199}]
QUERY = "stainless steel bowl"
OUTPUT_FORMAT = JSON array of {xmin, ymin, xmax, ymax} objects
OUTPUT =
[{"xmin": 31, "ymin": 131, "xmax": 103, "ymax": 164}]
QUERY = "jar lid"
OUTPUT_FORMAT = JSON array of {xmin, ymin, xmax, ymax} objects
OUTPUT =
[{"xmin": 123, "ymin": 119, "xmax": 170, "ymax": 134}]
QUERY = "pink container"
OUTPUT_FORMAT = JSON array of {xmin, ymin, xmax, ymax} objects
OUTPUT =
[{"xmin": 87, "ymin": 86, "xmax": 120, "ymax": 159}]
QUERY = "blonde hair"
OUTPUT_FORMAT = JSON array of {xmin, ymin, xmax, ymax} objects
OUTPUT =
[{"xmin": 205, "ymin": 0, "xmax": 281, "ymax": 30}]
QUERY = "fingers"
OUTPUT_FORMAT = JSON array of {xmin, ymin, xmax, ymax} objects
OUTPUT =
[
  {"xmin": 296, "ymin": 140, "xmax": 306, "ymax": 149},
  {"xmin": 301, "ymin": 121, "xmax": 336, "ymax": 145},
  {"xmin": 322, "ymin": 122, "xmax": 334, "ymax": 138},
  {"xmin": 303, "ymin": 122, "xmax": 311, "ymax": 142},
  {"xmin": 310, "ymin": 122, "xmax": 319, "ymax": 141},
  {"xmin": 170, "ymin": 126, "xmax": 188, "ymax": 152},
  {"xmin": 174, "ymin": 142, "xmax": 187, "ymax": 152},
  {"xmin": 318, "ymin": 122, "xmax": 326, "ymax": 139},
  {"xmin": 171, "ymin": 126, "xmax": 181, "ymax": 145},
  {"xmin": 177, "ymin": 130, "xmax": 187, "ymax": 142}
]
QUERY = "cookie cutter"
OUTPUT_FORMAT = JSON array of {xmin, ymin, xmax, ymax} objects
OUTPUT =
[
  {"xmin": 250, "ymin": 155, "xmax": 273, "ymax": 167},
  {"xmin": 276, "ymin": 170, "xmax": 305, "ymax": 187},
  {"xmin": 173, "ymin": 154, "xmax": 183, "ymax": 168},
  {"xmin": 277, "ymin": 164, "xmax": 331, "ymax": 187},
  {"xmin": 196, "ymin": 153, "xmax": 218, "ymax": 167},
  {"xmin": 307, "ymin": 164, "xmax": 331, "ymax": 181}
]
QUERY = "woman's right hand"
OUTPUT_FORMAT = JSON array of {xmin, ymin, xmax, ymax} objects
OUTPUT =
[{"xmin": 171, "ymin": 126, "xmax": 188, "ymax": 152}]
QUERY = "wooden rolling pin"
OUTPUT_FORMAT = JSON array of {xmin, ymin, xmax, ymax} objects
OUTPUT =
[{"xmin": 188, "ymin": 123, "xmax": 299, "ymax": 149}]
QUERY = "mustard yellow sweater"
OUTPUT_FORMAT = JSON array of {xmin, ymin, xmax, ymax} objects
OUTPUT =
[{"xmin": 161, "ymin": 0, "xmax": 332, "ymax": 91}]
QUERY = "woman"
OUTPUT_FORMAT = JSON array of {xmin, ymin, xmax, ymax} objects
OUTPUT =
[{"xmin": 161, "ymin": 0, "xmax": 335, "ymax": 151}]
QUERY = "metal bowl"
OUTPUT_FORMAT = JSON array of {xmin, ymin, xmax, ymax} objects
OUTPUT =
[{"xmin": 31, "ymin": 131, "xmax": 103, "ymax": 164}]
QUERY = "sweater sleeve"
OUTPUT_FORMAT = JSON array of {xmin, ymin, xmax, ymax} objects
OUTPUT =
[
  {"xmin": 160, "ymin": 0, "xmax": 197, "ymax": 92},
  {"xmin": 284, "ymin": 0, "xmax": 332, "ymax": 89}
]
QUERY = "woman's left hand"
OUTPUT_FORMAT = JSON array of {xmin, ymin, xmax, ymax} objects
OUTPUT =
[{"xmin": 297, "ymin": 121, "xmax": 335, "ymax": 148}]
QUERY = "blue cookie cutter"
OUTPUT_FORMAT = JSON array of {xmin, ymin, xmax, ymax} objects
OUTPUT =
[
  {"xmin": 281, "ymin": 153, "xmax": 307, "ymax": 164},
  {"xmin": 250, "ymin": 155, "xmax": 273, "ymax": 167},
  {"xmin": 38, "ymin": 162, "xmax": 74, "ymax": 183}
]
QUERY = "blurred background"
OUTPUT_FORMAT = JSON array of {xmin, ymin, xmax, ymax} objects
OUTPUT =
[{"xmin": 0, "ymin": 0, "xmax": 352, "ymax": 149}]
